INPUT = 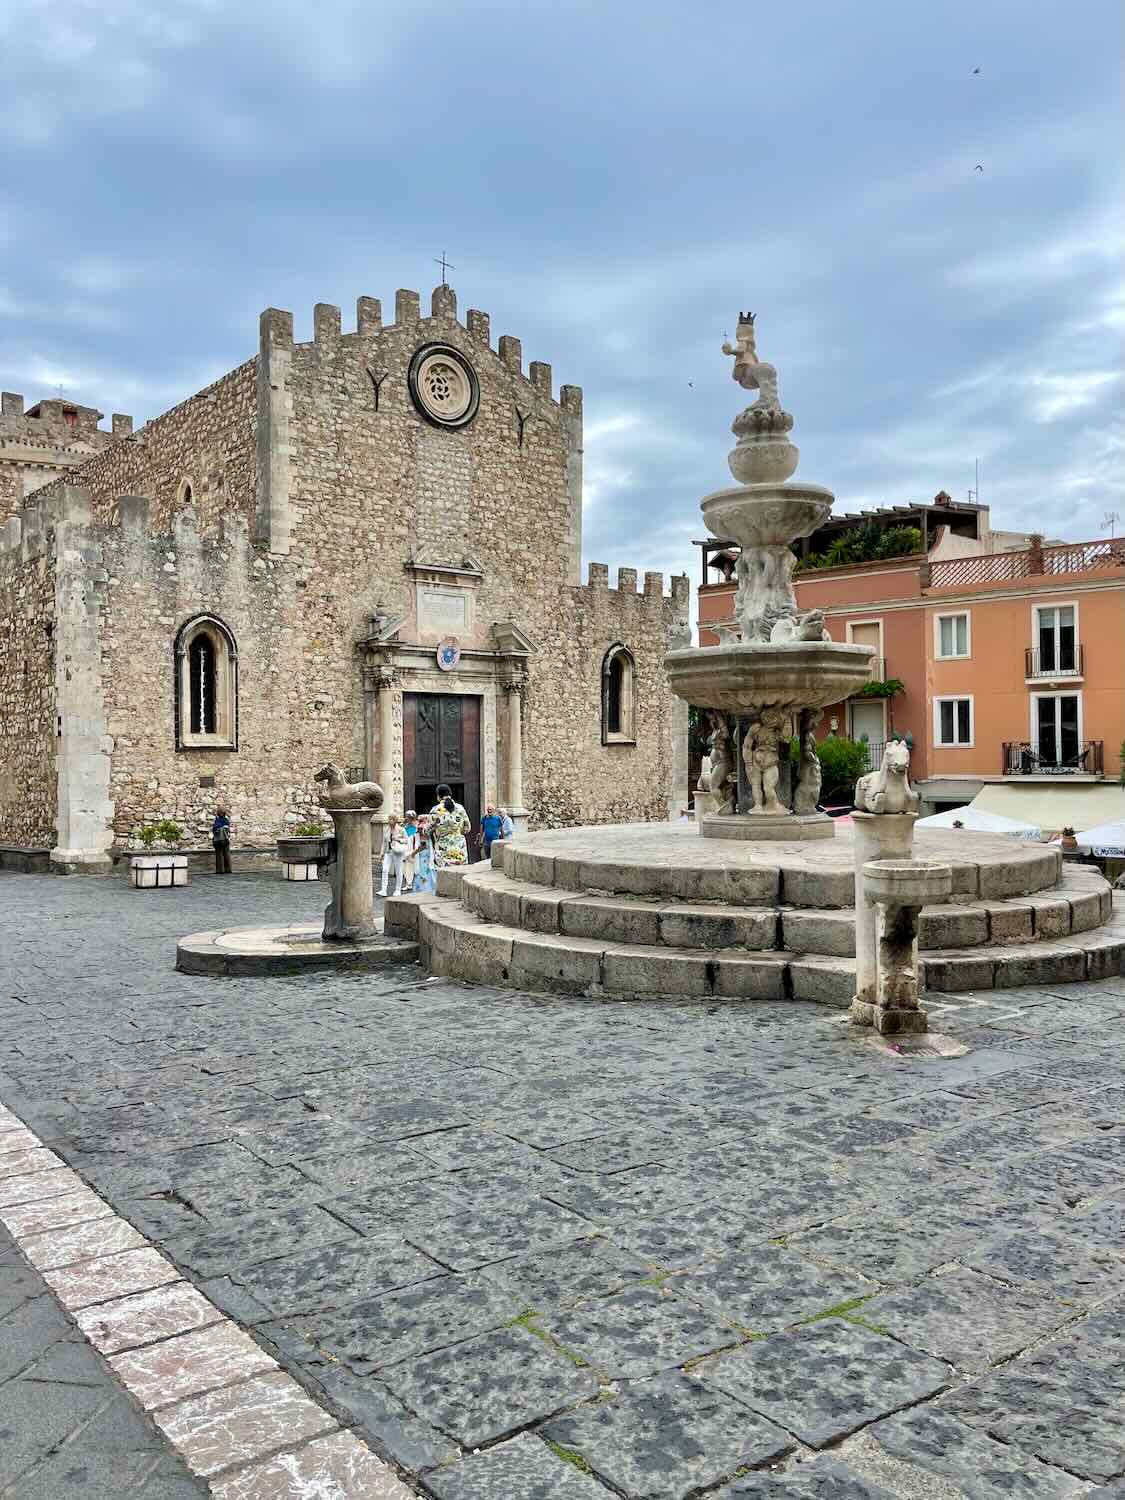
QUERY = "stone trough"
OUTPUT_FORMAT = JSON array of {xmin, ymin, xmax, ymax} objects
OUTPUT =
[{"xmin": 384, "ymin": 821, "xmax": 1124, "ymax": 1003}]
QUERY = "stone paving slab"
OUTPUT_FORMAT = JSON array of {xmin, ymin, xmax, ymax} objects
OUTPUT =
[
  {"xmin": 542, "ymin": 1370, "xmax": 795, "ymax": 1499},
  {"xmin": 699, "ymin": 1318, "xmax": 952, "ymax": 1449},
  {"xmin": 5, "ymin": 870, "xmax": 1125, "ymax": 1499},
  {"xmin": 0, "ymin": 1222, "xmax": 210, "ymax": 1498}
]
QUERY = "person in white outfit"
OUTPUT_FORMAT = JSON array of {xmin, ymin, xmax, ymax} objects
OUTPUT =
[{"xmin": 379, "ymin": 815, "xmax": 408, "ymax": 896}]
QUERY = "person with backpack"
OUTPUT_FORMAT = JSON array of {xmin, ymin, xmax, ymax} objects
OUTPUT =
[{"xmin": 212, "ymin": 807, "xmax": 232, "ymax": 875}]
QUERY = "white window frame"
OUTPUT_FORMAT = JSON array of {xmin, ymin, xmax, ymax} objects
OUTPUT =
[
  {"xmin": 1031, "ymin": 599, "xmax": 1080, "ymax": 675},
  {"xmin": 934, "ymin": 610, "xmax": 971, "ymax": 661},
  {"xmin": 847, "ymin": 698, "xmax": 887, "ymax": 745},
  {"xmin": 846, "ymin": 616, "xmax": 884, "ymax": 679},
  {"xmin": 933, "ymin": 694, "xmax": 974, "ymax": 748},
  {"xmin": 1029, "ymin": 690, "xmax": 1083, "ymax": 759},
  {"xmin": 175, "ymin": 614, "xmax": 238, "ymax": 751}
]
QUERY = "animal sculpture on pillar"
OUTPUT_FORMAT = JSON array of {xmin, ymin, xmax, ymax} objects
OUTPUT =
[{"xmin": 853, "ymin": 739, "xmax": 920, "ymax": 815}]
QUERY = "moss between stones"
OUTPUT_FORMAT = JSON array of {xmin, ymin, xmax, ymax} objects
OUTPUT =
[
  {"xmin": 545, "ymin": 1440, "xmax": 592, "ymax": 1474},
  {"xmin": 506, "ymin": 1308, "xmax": 590, "ymax": 1367},
  {"xmin": 799, "ymin": 1294, "xmax": 887, "ymax": 1333}
]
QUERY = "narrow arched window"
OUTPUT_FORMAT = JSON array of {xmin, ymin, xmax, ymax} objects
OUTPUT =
[
  {"xmin": 190, "ymin": 634, "xmax": 216, "ymax": 733},
  {"xmin": 601, "ymin": 643, "xmax": 636, "ymax": 745},
  {"xmin": 175, "ymin": 615, "xmax": 238, "ymax": 749}
]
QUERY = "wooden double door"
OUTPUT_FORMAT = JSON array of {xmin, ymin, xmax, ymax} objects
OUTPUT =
[{"xmin": 403, "ymin": 693, "xmax": 482, "ymax": 860}]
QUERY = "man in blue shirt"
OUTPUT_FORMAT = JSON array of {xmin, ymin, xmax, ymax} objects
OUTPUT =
[{"xmin": 479, "ymin": 804, "xmax": 503, "ymax": 859}]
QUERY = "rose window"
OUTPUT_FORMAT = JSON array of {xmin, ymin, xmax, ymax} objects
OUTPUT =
[{"xmin": 408, "ymin": 345, "xmax": 480, "ymax": 429}]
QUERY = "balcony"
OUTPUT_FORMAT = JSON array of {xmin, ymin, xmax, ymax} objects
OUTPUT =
[
  {"xmin": 845, "ymin": 657, "xmax": 886, "ymax": 696},
  {"xmin": 1025, "ymin": 645, "xmax": 1084, "ymax": 682},
  {"xmin": 1002, "ymin": 741, "xmax": 1103, "ymax": 777}
]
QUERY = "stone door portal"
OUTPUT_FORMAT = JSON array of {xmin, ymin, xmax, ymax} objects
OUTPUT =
[{"xmin": 403, "ymin": 693, "xmax": 482, "ymax": 859}]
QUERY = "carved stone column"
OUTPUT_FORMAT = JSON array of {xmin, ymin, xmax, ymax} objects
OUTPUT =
[
  {"xmin": 374, "ymin": 665, "xmax": 398, "ymax": 817},
  {"xmin": 502, "ymin": 671, "xmax": 528, "ymax": 828}
]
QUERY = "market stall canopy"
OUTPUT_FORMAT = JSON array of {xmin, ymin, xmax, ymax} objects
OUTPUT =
[
  {"xmin": 1074, "ymin": 821, "xmax": 1125, "ymax": 857},
  {"xmin": 973, "ymin": 784, "xmax": 1125, "ymax": 835},
  {"xmin": 917, "ymin": 806, "xmax": 1040, "ymax": 839}
]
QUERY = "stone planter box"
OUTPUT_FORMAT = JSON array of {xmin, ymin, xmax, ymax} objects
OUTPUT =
[
  {"xmin": 130, "ymin": 855, "xmax": 188, "ymax": 889},
  {"xmin": 282, "ymin": 861, "xmax": 320, "ymax": 882},
  {"xmin": 277, "ymin": 835, "xmax": 333, "ymax": 865}
]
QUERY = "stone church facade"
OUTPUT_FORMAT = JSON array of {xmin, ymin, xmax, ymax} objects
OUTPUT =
[{"xmin": 0, "ymin": 283, "xmax": 689, "ymax": 871}]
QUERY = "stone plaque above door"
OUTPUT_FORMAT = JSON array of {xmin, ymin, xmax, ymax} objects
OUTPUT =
[{"xmin": 418, "ymin": 585, "xmax": 470, "ymax": 637}]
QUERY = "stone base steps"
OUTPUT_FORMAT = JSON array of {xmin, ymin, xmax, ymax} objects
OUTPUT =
[
  {"xmin": 385, "ymin": 890, "xmax": 1125, "ymax": 1003},
  {"xmin": 456, "ymin": 864, "xmax": 1111, "ymax": 957}
]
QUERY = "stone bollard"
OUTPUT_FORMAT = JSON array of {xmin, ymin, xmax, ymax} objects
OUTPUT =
[
  {"xmin": 321, "ymin": 809, "xmax": 378, "ymax": 940},
  {"xmin": 851, "ymin": 811, "xmax": 917, "ymax": 1016},
  {"xmin": 851, "ymin": 858, "xmax": 953, "ymax": 1034}
]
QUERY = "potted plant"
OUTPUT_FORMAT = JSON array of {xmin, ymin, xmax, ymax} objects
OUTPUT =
[
  {"xmin": 278, "ymin": 820, "xmax": 330, "ymax": 881},
  {"xmin": 1060, "ymin": 826, "xmax": 1078, "ymax": 852},
  {"xmin": 130, "ymin": 820, "xmax": 188, "ymax": 889}
]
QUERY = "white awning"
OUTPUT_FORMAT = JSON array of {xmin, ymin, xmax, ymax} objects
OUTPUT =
[
  {"xmin": 972, "ymin": 784, "xmax": 1125, "ymax": 835},
  {"xmin": 916, "ymin": 805, "xmax": 1040, "ymax": 838},
  {"xmin": 1075, "ymin": 821, "xmax": 1125, "ymax": 857}
]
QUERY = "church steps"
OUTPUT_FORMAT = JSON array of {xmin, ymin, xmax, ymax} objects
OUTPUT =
[
  {"xmin": 454, "ymin": 864, "xmax": 1110, "ymax": 957},
  {"xmin": 401, "ymin": 896, "xmax": 1125, "ymax": 1003}
]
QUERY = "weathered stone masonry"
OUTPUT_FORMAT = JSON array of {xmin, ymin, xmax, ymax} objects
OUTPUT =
[{"xmin": 2, "ymin": 284, "xmax": 689, "ymax": 867}]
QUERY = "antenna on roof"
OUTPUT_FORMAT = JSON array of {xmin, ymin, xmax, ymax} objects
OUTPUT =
[{"xmin": 1102, "ymin": 511, "xmax": 1120, "ymax": 539}]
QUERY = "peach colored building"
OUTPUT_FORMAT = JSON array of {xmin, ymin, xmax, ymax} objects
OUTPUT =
[{"xmin": 698, "ymin": 508, "xmax": 1125, "ymax": 816}]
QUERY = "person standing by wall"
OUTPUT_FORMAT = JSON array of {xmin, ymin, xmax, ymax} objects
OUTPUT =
[
  {"xmin": 479, "ymin": 804, "xmax": 503, "ymax": 860},
  {"xmin": 499, "ymin": 807, "xmax": 515, "ymax": 841},
  {"xmin": 212, "ymin": 807, "xmax": 232, "ymax": 875},
  {"xmin": 401, "ymin": 809, "xmax": 419, "ymax": 893}
]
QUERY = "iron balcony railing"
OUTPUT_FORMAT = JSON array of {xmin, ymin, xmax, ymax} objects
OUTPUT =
[
  {"xmin": 862, "ymin": 740, "xmax": 886, "ymax": 771},
  {"xmin": 928, "ymin": 539, "xmax": 1125, "ymax": 590},
  {"xmin": 1002, "ymin": 741, "xmax": 1103, "ymax": 776},
  {"xmin": 1025, "ymin": 645, "xmax": 1084, "ymax": 678}
]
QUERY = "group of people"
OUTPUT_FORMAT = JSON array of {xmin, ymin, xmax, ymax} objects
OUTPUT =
[{"xmin": 378, "ymin": 786, "xmax": 514, "ymax": 896}]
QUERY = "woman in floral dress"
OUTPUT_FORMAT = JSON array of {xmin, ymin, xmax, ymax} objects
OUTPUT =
[
  {"xmin": 412, "ymin": 815, "xmax": 438, "ymax": 893},
  {"xmin": 430, "ymin": 796, "xmax": 470, "ymax": 867}
]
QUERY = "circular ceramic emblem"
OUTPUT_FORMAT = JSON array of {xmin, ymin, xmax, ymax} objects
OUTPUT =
[
  {"xmin": 408, "ymin": 344, "xmax": 480, "ymax": 429},
  {"xmin": 436, "ymin": 638, "xmax": 462, "ymax": 672}
]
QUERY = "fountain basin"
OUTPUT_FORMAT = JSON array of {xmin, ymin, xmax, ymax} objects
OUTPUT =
[
  {"xmin": 701, "ymin": 481, "xmax": 834, "ymax": 548},
  {"xmin": 665, "ymin": 640, "xmax": 876, "ymax": 714}
]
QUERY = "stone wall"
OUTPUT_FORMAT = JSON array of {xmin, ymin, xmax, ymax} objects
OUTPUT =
[
  {"xmin": 0, "ymin": 514, "xmax": 57, "ymax": 847},
  {"xmin": 29, "ymin": 366, "xmax": 255, "ymax": 535},
  {"xmin": 0, "ymin": 394, "xmax": 131, "ymax": 525},
  {"xmin": 531, "ymin": 566, "xmax": 690, "ymax": 827}
]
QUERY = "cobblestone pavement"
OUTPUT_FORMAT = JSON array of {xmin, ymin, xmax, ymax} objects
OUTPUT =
[{"xmin": 3, "ymin": 870, "xmax": 1125, "ymax": 1498}]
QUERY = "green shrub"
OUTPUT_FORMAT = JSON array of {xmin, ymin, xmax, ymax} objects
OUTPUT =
[
  {"xmin": 799, "ymin": 523, "xmax": 923, "ymax": 572},
  {"xmin": 292, "ymin": 821, "xmax": 326, "ymax": 837},
  {"xmin": 137, "ymin": 819, "xmax": 182, "ymax": 849},
  {"xmin": 815, "ymin": 737, "xmax": 872, "ymax": 803}
]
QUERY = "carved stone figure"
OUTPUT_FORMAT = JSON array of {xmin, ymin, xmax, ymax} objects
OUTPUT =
[
  {"xmin": 793, "ymin": 710, "xmax": 822, "ymax": 815},
  {"xmin": 736, "ymin": 546, "xmax": 799, "ymax": 643},
  {"xmin": 853, "ymin": 739, "xmax": 919, "ymax": 816},
  {"xmin": 314, "ymin": 763, "xmax": 385, "ymax": 812},
  {"xmin": 742, "ymin": 708, "xmax": 790, "ymax": 814},
  {"xmin": 769, "ymin": 608, "xmax": 830, "ymax": 644},
  {"xmin": 707, "ymin": 713, "xmax": 736, "ymax": 815},
  {"xmin": 722, "ymin": 312, "xmax": 781, "ymax": 412},
  {"xmin": 696, "ymin": 754, "xmax": 712, "ymax": 794}
]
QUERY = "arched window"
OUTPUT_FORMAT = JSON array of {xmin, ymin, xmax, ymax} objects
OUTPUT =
[
  {"xmin": 601, "ymin": 643, "xmax": 636, "ymax": 745},
  {"xmin": 175, "ymin": 615, "xmax": 238, "ymax": 749}
]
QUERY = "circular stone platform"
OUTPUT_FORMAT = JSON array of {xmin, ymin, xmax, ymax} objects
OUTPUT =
[
  {"xmin": 176, "ymin": 920, "xmax": 420, "ymax": 977},
  {"xmin": 501, "ymin": 819, "xmax": 1062, "ymax": 907}
]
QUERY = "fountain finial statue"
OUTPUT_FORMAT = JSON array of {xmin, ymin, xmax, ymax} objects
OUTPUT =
[{"xmin": 722, "ymin": 312, "xmax": 781, "ymax": 414}]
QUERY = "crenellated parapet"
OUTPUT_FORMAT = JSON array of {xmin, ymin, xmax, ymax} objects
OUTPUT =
[{"xmin": 0, "ymin": 393, "xmax": 133, "ymax": 525}]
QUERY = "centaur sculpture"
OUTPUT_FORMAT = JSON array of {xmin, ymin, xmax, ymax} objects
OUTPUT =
[
  {"xmin": 722, "ymin": 312, "xmax": 780, "ymax": 413},
  {"xmin": 314, "ymin": 763, "xmax": 384, "ymax": 812}
]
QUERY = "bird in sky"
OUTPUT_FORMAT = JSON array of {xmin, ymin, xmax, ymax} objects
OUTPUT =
[
  {"xmin": 972, "ymin": 66, "xmax": 981, "ymax": 74},
  {"xmin": 975, "ymin": 164, "xmax": 984, "ymax": 172}
]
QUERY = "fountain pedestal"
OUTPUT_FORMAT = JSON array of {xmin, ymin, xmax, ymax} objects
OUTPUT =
[{"xmin": 852, "ymin": 856, "xmax": 953, "ymax": 1035}]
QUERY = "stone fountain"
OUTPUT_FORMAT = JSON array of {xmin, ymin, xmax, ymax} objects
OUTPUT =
[{"xmin": 666, "ymin": 313, "xmax": 874, "ymax": 840}]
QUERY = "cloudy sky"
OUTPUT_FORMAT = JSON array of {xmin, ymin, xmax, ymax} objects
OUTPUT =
[{"xmin": 3, "ymin": 0, "xmax": 1121, "ymax": 598}]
